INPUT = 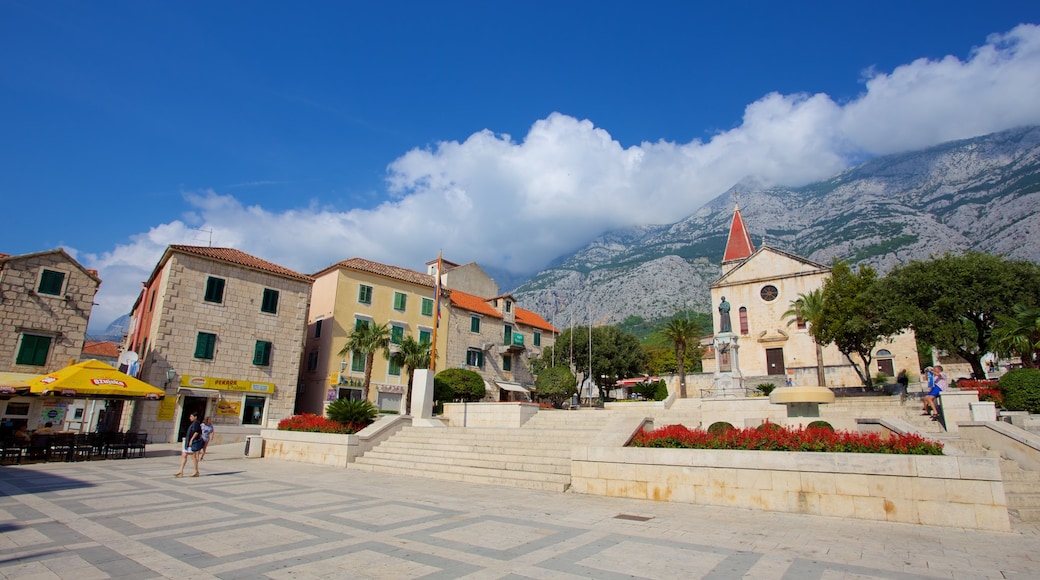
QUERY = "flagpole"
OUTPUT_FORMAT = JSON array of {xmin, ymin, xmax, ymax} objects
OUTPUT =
[{"xmin": 428, "ymin": 250, "xmax": 443, "ymax": 372}]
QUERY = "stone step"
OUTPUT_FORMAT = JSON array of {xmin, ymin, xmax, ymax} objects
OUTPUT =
[
  {"xmin": 370, "ymin": 442, "xmax": 572, "ymax": 463},
  {"xmin": 1008, "ymin": 507, "xmax": 1040, "ymax": 523},
  {"xmin": 353, "ymin": 461, "xmax": 574, "ymax": 492},
  {"xmin": 358, "ymin": 449, "xmax": 569, "ymax": 474},
  {"xmin": 404, "ymin": 426, "xmax": 602, "ymax": 438},
  {"xmin": 389, "ymin": 433, "xmax": 588, "ymax": 451},
  {"xmin": 351, "ymin": 456, "xmax": 571, "ymax": 492},
  {"xmin": 1001, "ymin": 469, "xmax": 1040, "ymax": 483},
  {"xmin": 1005, "ymin": 493, "xmax": 1040, "ymax": 509},
  {"xmin": 1003, "ymin": 480, "xmax": 1040, "ymax": 494}
]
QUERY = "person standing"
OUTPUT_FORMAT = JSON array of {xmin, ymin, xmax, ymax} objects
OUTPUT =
[
  {"xmin": 175, "ymin": 412, "xmax": 202, "ymax": 478},
  {"xmin": 199, "ymin": 417, "xmax": 214, "ymax": 460},
  {"xmin": 896, "ymin": 369, "xmax": 910, "ymax": 405}
]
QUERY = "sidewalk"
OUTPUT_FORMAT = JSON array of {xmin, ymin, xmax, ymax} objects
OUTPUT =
[{"xmin": 0, "ymin": 443, "xmax": 1036, "ymax": 579}]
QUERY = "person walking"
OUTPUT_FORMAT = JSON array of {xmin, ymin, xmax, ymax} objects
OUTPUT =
[
  {"xmin": 199, "ymin": 416, "xmax": 214, "ymax": 460},
  {"xmin": 175, "ymin": 412, "xmax": 203, "ymax": 478},
  {"xmin": 896, "ymin": 369, "xmax": 910, "ymax": 405},
  {"xmin": 921, "ymin": 367, "xmax": 939, "ymax": 416}
]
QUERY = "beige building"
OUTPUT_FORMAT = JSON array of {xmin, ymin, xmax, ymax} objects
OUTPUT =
[
  {"xmin": 703, "ymin": 206, "xmax": 919, "ymax": 390},
  {"xmin": 124, "ymin": 246, "xmax": 312, "ymax": 443},
  {"xmin": 0, "ymin": 249, "xmax": 101, "ymax": 433},
  {"xmin": 297, "ymin": 258, "xmax": 447, "ymax": 414}
]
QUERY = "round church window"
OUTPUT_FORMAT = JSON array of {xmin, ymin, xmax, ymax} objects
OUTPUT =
[{"xmin": 760, "ymin": 285, "xmax": 779, "ymax": 302}]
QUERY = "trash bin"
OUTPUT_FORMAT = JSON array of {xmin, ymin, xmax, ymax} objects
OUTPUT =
[{"xmin": 244, "ymin": 435, "xmax": 263, "ymax": 458}]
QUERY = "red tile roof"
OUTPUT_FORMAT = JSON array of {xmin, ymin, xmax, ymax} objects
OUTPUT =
[
  {"xmin": 315, "ymin": 257, "xmax": 437, "ymax": 287},
  {"xmin": 82, "ymin": 341, "xmax": 121, "ymax": 358},
  {"xmin": 722, "ymin": 205, "xmax": 755, "ymax": 262},
  {"xmin": 449, "ymin": 290, "xmax": 558, "ymax": 333},
  {"xmin": 168, "ymin": 245, "xmax": 313, "ymax": 282}
]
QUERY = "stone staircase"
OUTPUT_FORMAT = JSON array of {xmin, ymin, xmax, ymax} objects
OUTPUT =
[
  {"xmin": 350, "ymin": 410, "xmax": 613, "ymax": 492},
  {"xmin": 1000, "ymin": 459, "xmax": 1040, "ymax": 523}
]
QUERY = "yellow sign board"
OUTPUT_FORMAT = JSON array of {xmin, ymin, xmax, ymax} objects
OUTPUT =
[
  {"xmin": 157, "ymin": 396, "xmax": 177, "ymax": 421},
  {"xmin": 181, "ymin": 375, "xmax": 275, "ymax": 394},
  {"xmin": 216, "ymin": 400, "xmax": 241, "ymax": 416}
]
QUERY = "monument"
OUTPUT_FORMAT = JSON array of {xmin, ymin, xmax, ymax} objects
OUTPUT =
[{"xmin": 712, "ymin": 296, "xmax": 744, "ymax": 397}]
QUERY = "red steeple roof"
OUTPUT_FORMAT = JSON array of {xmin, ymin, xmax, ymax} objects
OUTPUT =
[{"xmin": 722, "ymin": 204, "xmax": 755, "ymax": 262}]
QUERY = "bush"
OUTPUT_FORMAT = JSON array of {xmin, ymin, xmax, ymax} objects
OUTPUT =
[
  {"xmin": 756, "ymin": 383, "xmax": 776, "ymax": 396},
  {"xmin": 326, "ymin": 398, "xmax": 378, "ymax": 425},
  {"xmin": 999, "ymin": 369, "xmax": 1040, "ymax": 413},
  {"xmin": 956, "ymin": 380, "xmax": 1002, "ymax": 406},
  {"xmin": 756, "ymin": 421, "xmax": 782, "ymax": 431},
  {"xmin": 806, "ymin": 420, "xmax": 834, "ymax": 431},
  {"xmin": 707, "ymin": 421, "xmax": 734, "ymax": 434},
  {"xmin": 434, "ymin": 368, "xmax": 487, "ymax": 402},
  {"xmin": 653, "ymin": 379, "xmax": 670, "ymax": 401},
  {"xmin": 874, "ymin": 372, "xmax": 890, "ymax": 385}
]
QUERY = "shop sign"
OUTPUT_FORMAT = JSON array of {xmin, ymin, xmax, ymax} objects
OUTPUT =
[
  {"xmin": 40, "ymin": 403, "xmax": 67, "ymax": 424},
  {"xmin": 181, "ymin": 375, "xmax": 275, "ymax": 394},
  {"xmin": 216, "ymin": 400, "xmax": 241, "ymax": 416},
  {"xmin": 156, "ymin": 396, "xmax": 177, "ymax": 421}
]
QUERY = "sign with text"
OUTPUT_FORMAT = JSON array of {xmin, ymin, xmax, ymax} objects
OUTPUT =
[
  {"xmin": 216, "ymin": 400, "xmax": 241, "ymax": 416},
  {"xmin": 181, "ymin": 375, "xmax": 275, "ymax": 394}
]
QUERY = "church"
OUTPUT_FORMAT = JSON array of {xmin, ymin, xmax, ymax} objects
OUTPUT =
[{"xmin": 699, "ymin": 205, "xmax": 919, "ymax": 393}]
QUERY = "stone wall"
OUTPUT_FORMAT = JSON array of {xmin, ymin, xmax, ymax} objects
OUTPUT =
[{"xmin": 571, "ymin": 445, "xmax": 1010, "ymax": 531}]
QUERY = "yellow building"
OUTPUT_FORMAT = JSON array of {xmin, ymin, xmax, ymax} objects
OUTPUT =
[
  {"xmin": 704, "ymin": 206, "xmax": 919, "ymax": 390},
  {"xmin": 296, "ymin": 258, "xmax": 447, "ymax": 414}
]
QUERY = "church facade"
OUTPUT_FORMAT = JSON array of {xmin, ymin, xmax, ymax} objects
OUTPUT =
[{"xmin": 701, "ymin": 206, "xmax": 919, "ymax": 390}]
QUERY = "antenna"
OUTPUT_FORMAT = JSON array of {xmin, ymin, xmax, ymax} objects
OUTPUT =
[{"xmin": 195, "ymin": 228, "xmax": 214, "ymax": 246}]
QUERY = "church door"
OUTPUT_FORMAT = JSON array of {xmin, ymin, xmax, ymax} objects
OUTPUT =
[{"xmin": 765, "ymin": 348, "xmax": 786, "ymax": 375}]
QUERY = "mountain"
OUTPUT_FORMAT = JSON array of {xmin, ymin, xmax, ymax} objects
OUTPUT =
[
  {"xmin": 512, "ymin": 126, "xmax": 1040, "ymax": 328},
  {"xmin": 87, "ymin": 313, "xmax": 131, "ymax": 343}
]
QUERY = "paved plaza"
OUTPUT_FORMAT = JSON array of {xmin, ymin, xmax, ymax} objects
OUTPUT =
[{"xmin": 1, "ymin": 443, "xmax": 1037, "ymax": 579}]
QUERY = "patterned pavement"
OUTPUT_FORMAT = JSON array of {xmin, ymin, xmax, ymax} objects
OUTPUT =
[{"xmin": 1, "ymin": 443, "xmax": 1038, "ymax": 579}]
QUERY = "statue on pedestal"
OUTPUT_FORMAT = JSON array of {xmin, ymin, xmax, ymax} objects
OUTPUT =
[{"xmin": 718, "ymin": 297, "xmax": 732, "ymax": 334}]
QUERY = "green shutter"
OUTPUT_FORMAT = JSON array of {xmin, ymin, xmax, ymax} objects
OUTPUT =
[
  {"xmin": 391, "ymin": 326, "xmax": 404, "ymax": 344},
  {"xmin": 421, "ymin": 297, "xmax": 433, "ymax": 316},
  {"xmin": 16, "ymin": 335, "xmax": 51, "ymax": 366},
  {"xmin": 194, "ymin": 332, "xmax": 216, "ymax": 359},
  {"xmin": 253, "ymin": 341, "xmax": 272, "ymax": 366},
  {"xmin": 388, "ymin": 358, "xmax": 402, "ymax": 376},
  {"xmin": 471, "ymin": 317, "xmax": 480, "ymax": 332},
  {"xmin": 534, "ymin": 331, "xmax": 541, "ymax": 346},
  {"xmin": 204, "ymin": 277, "xmax": 225, "ymax": 303},
  {"xmin": 503, "ymin": 324, "xmax": 512, "ymax": 345},
  {"xmin": 419, "ymin": 329, "xmax": 431, "ymax": 344},
  {"xmin": 351, "ymin": 350, "xmax": 365, "ymax": 372},
  {"xmin": 394, "ymin": 292, "xmax": 407, "ymax": 310},
  {"xmin": 261, "ymin": 289, "xmax": 279, "ymax": 313},
  {"xmin": 38, "ymin": 270, "xmax": 65, "ymax": 295},
  {"xmin": 358, "ymin": 285, "xmax": 372, "ymax": 304}
]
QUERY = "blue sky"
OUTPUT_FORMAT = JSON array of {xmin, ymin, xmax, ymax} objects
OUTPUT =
[{"xmin": 2, "ymin": 1, "xmax": 1039, "ymax": 332}]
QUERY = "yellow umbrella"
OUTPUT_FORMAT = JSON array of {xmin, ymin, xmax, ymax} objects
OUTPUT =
[
  {"xmin": 0, "ymin": 371, "xmax": 37, "ymax": 395},
  {"xmin": 25, "ymin": 359, "xmax": 165, "ymax": 399}
]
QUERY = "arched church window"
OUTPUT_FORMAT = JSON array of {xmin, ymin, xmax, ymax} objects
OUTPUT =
[{"xmin": 739, "ymin": 307, "xmax": 749, "ymax": 335}]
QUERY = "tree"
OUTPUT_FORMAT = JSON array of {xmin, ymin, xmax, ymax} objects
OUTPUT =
[
  {"xmin": 782, "ymin": 288, "xmax": 827, "ymax": 387},
  {"xmin": 814, "ymin": 262, "xmax": 901, "ymax": 388},
  {"xmin": 388, "ymin": 335, "xmax": 431, "ymax": 413},
  {"xmin": 660, "ymin": 317, "xmax": 697, "ymax": 398},
  {"xmin": 991, "ymin": 304, "xmax": 1040, "ymax": 368},
  {"xmin": 882, "ymin": 252, "xmax": 1040, "ymax": 378},
  {"xmin": 534, "ymin": 366, "xmax": 576, "ymax": 408},
  {"xmin": 434, "ymin": 368, "xmax": 486, "ymax": 402},
  {"xmin": 532, "ymin": 325, "xmax": 647, "ymax": 402},
  {"xmin": 337, "ymin": 321, "xmax": 391, "ymax": 401}
]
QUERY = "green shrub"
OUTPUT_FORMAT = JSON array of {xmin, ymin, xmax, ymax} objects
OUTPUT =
[
  {"xmin": 999, "ymin": 369, "xmax": 1040, "ymax": 414},
  {"xmin": 325, "ymin": 398, "xmax": 378, "ymax": 425},
  {"xmin": 806, "ymin": 420, "xmax": 834, "ymax": 431},
  {"xmin": 874, "ymin": 372, "xmax": 890, "ymax": 385},
  {"xmin": 756, "ymin": 421, "xmax": 782, "ymax": 431},
  {"xmin": 707, "ymin": 421, "xmax": 734, "ymax": 434},
  {"xmin": 756, "ymin": 383, "xmax": 776, "ymax": 396},
  {"xmin": 653, "ymin": 379, "xmax": 669, "ymax": 401},
  {"xmin": 434, "ymin": 368, "xmax": 486, "ymax": 402}
]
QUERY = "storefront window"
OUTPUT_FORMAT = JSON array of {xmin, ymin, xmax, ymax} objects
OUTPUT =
[{"xmin": 243, "ymin": 396, "xmax": 266, "ymax": 425}]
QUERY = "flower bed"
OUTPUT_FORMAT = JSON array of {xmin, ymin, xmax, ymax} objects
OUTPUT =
[
  {"xmin": 631, "ymin": 423, "xmax": 943, "ymax": 455},
  {"xmin": 277, "ymin": 413, "xmax": 369, "ymax": 434},
  {"xmin": 955, "ymin": 380, "xmax": 1002, "ymax": 405}
]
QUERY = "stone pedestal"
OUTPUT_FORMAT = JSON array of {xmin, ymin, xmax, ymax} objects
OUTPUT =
[{"xmin": 711, "ymin": 333, "xmax": 743, "ymax": 397}]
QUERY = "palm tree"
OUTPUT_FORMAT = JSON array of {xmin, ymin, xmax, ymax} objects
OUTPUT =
[
  {"xmin": 783, "ymin": 288, "xmax": 827, "ymax": 387},
  {"xmin": 388, "ymin": 335, "xmax": 432, "ymax": 413},
  {"xmin": 991, "ymin": 304, "xmax": 1040, "ymax": 368},
  {"xmin": 337, "ymin": 322, "xmax": 392, "ymax": 400},
  {"xmin": 661, "ymin": 317, "xmax": 697, "ymax": 398}
]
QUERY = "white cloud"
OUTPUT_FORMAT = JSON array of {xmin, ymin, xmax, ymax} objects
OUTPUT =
[{"xmin": 83, "ymin": 24, "xmax": 1040, "ymax": 332}]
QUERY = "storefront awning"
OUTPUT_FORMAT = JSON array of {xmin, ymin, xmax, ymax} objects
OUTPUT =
[{"xmin": 495, "ymin": 381, "xmax": 530, "ymax": 394}]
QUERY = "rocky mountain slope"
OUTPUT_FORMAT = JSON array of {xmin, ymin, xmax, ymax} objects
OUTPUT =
[{"xmin": 512, "ymin": 126, "xmax": 1040, "ymax": 328}]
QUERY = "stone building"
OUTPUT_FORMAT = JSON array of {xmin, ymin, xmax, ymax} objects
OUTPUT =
[
  {"xmin": 0, "ymin": 249, "xmax": 101, "ymax": 432},
  {"xmin": 443, "ymin": 288, "xmax": 556, "ymax": 401},
  {"xmin": 297, "ymin": 258, "xmax": 446, "ymax": 415},
  {"xmin": 124, "ymin": 245, "xmax": 312, "ymax": 443},
  {"xmin": 703, "ymin": 205, "xmax": 919, "ymax": 392}
]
